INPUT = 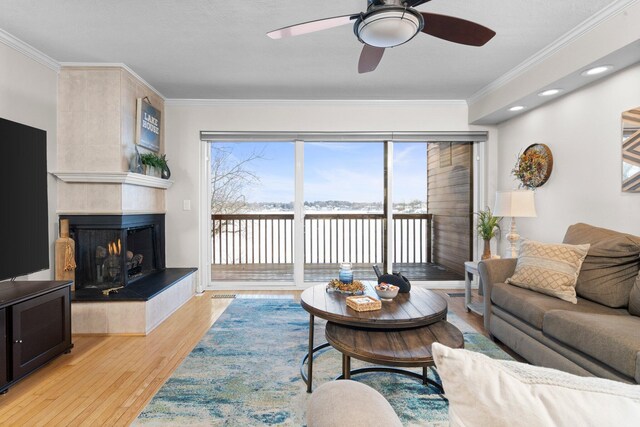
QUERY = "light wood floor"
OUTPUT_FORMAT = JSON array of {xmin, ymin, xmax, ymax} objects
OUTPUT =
[{"xmin": 0, "ymin": 289, "xmax": 488, "ymax": 426}]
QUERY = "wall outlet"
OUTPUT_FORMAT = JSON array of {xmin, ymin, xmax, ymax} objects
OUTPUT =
[{"xmin": 183, "ymin": 200, "xmax": 191, "ymax": 211}]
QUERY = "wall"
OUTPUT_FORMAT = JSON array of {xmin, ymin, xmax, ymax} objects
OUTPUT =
[
  {"xmin": 496, "ymin": 63, "xmax": 640, "ymax": 248},
  {"xmin": 164, "ymin": 100, "xmax": 498, "ymax": 286},
  {"xmin": 56, "ymin": 66, "xmax": 165, "ymax": 214},
  {"xmin": 0, "ymin": 41, "xmax": 58, "ymax": 280}
]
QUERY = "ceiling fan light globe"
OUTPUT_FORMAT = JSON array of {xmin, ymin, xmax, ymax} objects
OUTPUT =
[{"xmin": 356, "ymin": 10, "xmax": 422, "ymax": 48}]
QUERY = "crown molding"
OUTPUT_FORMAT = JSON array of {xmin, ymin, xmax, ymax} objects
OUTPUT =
[
  {"xmin": 468, "ymin": 0, "xmax": 639, "ymax": 105},
  {"xmin": 59, "ymin": 62, "xmax": 166, "ymax": 100},
  {"xmin": 0, "ymin": 28, "xmax": 60, "ymax": 71},
  {"xmin": 165, "ymin": 98, "xmax": 468, "ymax": 107}
]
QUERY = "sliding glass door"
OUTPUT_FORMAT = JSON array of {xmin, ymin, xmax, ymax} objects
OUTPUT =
[
  {"xmin": 392, "ymin": 143, "xmax": 431, "ymax": 280},
  {"xmin": 210, "ymin": 142, "xmax": 295, "ymax": 282},
  {"xmin": 207, "ymin": 137, "xmax": 475, "ymax": 286},
  {"xmin": 303, "ymin": 142, "xmax": 384, "ymax": 282}
]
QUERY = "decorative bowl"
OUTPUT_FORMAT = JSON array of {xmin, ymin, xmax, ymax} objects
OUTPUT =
[
  {"xmin": 375, "ymin": 283, "xmax": 399, "ymax": 300},
  {"xmin": 326, "ymin": 279, "xmax": 365, "ymax": 295}
]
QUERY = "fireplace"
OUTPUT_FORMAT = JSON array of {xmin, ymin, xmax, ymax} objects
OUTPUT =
[{"xmin": 60, "ymin": 214, "xmax": 165, "ymax": 290}]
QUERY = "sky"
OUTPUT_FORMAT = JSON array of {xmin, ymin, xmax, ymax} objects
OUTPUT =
[{"xmin": 211, "ymin": 142, "xmax": 427, "ymax": 204}]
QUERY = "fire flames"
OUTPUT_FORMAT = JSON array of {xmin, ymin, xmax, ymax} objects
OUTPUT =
[{"xmin": 108, "ymin": 239, "xmax": 122, "ymax": 256}]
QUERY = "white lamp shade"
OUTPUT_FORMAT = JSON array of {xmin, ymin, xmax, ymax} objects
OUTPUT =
[{"xmin": 493, "ymin": 190, "xmax": 537, "ymax": 218}]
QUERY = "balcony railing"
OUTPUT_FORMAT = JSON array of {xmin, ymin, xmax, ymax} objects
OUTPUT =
[{"xmin": 212, "ymin": 213, "xmax": 432, "ymax": 266}]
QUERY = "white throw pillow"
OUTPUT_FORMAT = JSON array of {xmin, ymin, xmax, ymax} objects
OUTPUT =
[{"xmin": 432, "ymin": 343, "xmax": 640, "ymax": 427}]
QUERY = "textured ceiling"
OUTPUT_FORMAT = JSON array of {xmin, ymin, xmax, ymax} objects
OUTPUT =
[{"xmin": 0, "ymin": 0, "xmax": 618, "ymax": 99}]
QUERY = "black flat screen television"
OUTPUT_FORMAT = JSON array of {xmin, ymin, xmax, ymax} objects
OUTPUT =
[{"xmin": 0, "ymin": 117, "xmax": 49, "ymax": 281}]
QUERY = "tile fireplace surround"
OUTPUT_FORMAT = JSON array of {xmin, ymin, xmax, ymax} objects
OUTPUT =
[
  {"xmin": 53, "ymin": 65, "xmax": 196, "ymax": 335},
  {"xmin": 61, "ymin": 214, "xmax": 166, "ymax": 290}
]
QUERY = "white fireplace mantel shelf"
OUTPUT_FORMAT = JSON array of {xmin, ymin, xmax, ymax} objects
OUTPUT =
[{"xmin": 51, "ymin": 171, "xmax": 174, "ymax": 189}]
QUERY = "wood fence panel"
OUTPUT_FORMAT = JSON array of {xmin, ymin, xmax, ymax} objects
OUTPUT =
[{"xmin": 427, "ymin": 142, "xmax": 473, "ymax": 276}]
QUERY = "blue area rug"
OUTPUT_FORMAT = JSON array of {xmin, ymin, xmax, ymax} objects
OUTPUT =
[{"xmin": 135, "ymin": 298, "xmax": 511, "ymax": 426}]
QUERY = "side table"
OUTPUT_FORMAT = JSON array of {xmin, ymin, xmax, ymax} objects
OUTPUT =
[{"xmin": 464, "ymin": 261, "xmax": 484, "ymax": 316}]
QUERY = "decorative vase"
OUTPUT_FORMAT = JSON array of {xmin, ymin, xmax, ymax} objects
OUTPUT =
[
  {"xmin": 144, "ymin": 165, "xmax": 161, "ymax": 178},
  {"xmin": 161, "ymin": 154, "xmax": 171, "ymax": 179},
  {"xmin": 482, "ymin": 239, "xmax": 492, "ymax": 260},
  {"xmin": 339, "ymin": 263, "xmax": 353, "ymax": 284},
  {"xmin": 161, "ymin": 163, "xmax": 171, "ymax": 179},
  {"xmin": 130, "ymin": 147, "xmax": 143, "ymax": 174}
]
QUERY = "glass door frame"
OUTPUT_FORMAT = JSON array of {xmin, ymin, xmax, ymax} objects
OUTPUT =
[
  {"xmin": 200, "ymin": 132, "xmax": 488, "ymax": 290},
  {"xmin": 293, "ymin": 140, "xmax": 305, "ymax": 285}
]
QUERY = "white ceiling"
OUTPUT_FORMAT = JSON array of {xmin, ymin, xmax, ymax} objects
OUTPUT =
[{"xmin": 0, "ymin": 0, "xmax": 620, "ymax": 100}]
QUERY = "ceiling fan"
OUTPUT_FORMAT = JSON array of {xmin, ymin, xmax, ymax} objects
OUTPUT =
[{"xmin": 267, "ymin": 0, "xmax": 496, "ymax": 73}]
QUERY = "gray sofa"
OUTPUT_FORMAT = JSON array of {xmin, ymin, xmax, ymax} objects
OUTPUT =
[{"xmin": 479, "ymin": 223, "xmax": 640, "ymax": 384}]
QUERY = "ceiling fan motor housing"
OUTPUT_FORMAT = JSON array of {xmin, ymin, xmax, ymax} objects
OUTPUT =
[{"xmin": 355, "ymin": 2, "xmax": 424, "ymax": 48}]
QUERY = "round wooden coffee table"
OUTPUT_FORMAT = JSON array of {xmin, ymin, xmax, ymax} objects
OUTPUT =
[
  {"xmin": 300, "ymin": 283, "xmax": 450, "ymax": 392},
  {"xmin": 325, "ymin": 320, "xmax": 464, "ymax": 389}
]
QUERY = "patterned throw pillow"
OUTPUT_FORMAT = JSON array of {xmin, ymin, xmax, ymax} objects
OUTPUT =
[{"xmin": 507, "ymin": 240, "xmax": 590, "ymax": 304}]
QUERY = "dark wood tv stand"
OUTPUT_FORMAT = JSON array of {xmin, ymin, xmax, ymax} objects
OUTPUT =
[{"xmin": 0, "ymin": 280, "xmax": 72, "ymax": 393}]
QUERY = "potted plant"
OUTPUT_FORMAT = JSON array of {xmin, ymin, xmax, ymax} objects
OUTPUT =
[
  {"xmin": 140, "ymin": 153, "xmax": 163, "ymax": 178},
  {"xmin": 476, "ymin": 207, "xmax": 501, "ymax": 260}
]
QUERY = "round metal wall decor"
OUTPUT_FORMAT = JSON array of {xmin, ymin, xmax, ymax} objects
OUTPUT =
[{"xmin": 513, "ymin": 143, "xmax": 553, "ymax": 189}]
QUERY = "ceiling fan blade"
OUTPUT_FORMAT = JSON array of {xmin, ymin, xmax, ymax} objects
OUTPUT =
[
  {"xmin": 267, "ymin": 14, "xmax": 358, "ymax": 39},
  {"xmin": 358, "ymin": 45, "xmax": 385, "ymax": 74},
  {"xmin": 420, "ymin": 12, "xmax": 496, "ymax": 46}
]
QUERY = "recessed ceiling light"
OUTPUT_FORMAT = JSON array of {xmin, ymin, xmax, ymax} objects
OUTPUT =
[
  {"xmin": 538, "ymin": 89, "xmax": 562, "ymax": 97},
  {"xmin": 581, "ymin": 65, "xmax": 613, "ymax": 76},
  {"xmin": 508, "ymin": 106, "xmax": 526, "ymax": 112}
]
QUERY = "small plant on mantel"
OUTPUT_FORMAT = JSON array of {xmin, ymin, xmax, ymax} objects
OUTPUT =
[
  {"xmin": 476, "ymin": 207, "xmax": 501, "ymax": 260},
  {"xmin": 140, "ymin": 153, "xmax": 166, "ymax": 178}
]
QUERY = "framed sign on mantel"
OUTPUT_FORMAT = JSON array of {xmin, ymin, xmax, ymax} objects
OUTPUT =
[{"xmin": 136, "ymin": 97, "xmax": 161, "ymax": 152}]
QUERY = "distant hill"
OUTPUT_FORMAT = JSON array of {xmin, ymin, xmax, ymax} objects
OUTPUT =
[{"xmin": 243, "ymin": 200, "xmax": 427, "ymax": 213}]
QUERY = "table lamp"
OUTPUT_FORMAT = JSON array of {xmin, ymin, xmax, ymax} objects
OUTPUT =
[{"xmin": 492, "ymin": 190, "xmax": 537, "ymax": 258}]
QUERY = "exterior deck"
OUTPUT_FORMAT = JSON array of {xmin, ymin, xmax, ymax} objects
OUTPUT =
[{"xmin": 211, "ymin": 212, "xmax": 465, "ymax": 284}]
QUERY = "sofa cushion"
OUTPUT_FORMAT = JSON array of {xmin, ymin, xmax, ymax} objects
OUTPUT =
[
  {"xmin": 563, "ymin": 223, "xmax": 640, "ymax": 308},
  {"xmin": 543, "ymin": 311, "xmax": 640, "ymax": 382},
  {"xmin": 506, "ymin": 240, "xmax": 589, "ymax": 303},
  {"xmin": 491, "ymin": 282, "xmax": 626, "ymax": 329},
  {"xmin": 432, "ymin": 343, "xmax": 640, "ymax": 427},
  {"xmin": 629, "ymin": 273, "xmax": 640, "ymax": 317}
]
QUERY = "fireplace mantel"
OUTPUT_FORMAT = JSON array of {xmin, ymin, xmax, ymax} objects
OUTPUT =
[{"xmin": 52, "ymin": 171, "xmax": 173, "ymax": 189}]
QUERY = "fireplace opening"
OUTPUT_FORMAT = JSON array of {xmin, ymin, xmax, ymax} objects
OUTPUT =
[
  {"xmin": 126, "ymin": 226, "xmax": 155, "ymax": 280},
  {"xmin": 61, "ymin": 214, "xmax": 165, "ymax": 291}
]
